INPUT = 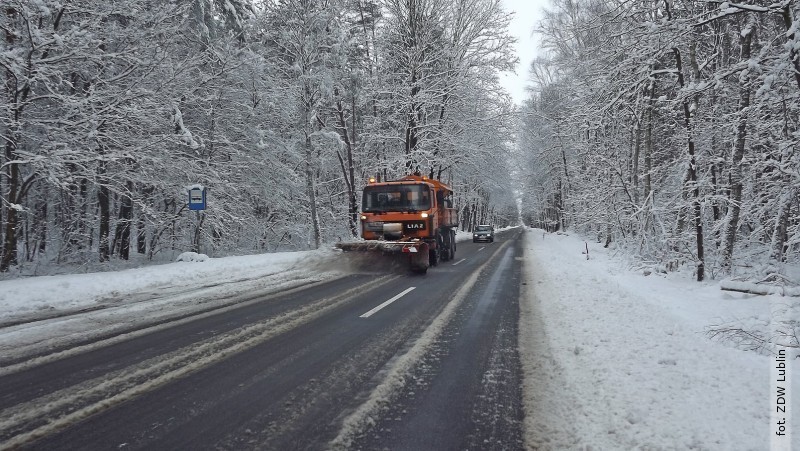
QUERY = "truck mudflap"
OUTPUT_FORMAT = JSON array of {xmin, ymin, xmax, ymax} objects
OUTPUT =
[{"xmin": 407, "ymin": 241, "xmax": 430, "ymax": 273}]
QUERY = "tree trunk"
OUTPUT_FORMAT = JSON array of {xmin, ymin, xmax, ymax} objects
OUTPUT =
[
  {"xmin": 333, "ymin": 90, "xmax": 359, "ymax": 237},
  {"xmin": 137, "ymin": 186, "xmax": 151, "ymax": 255},
  {"xmin": 769, "ymin": 188, "xmax": 793, "ymax": 264},
  {"xmin": 644, "ymin": 80, "xmax": 654, "ymax": 204},
  {"xmin": 461, "ymin": 203, "xmax": 470, "ymax": 230},
  {"xmin": 721, "ymin": 18, "xmax": 753, "ymax": 273},
  {"xmin": 1, "ymin": 8, "xmax": 19, "ymax": 272},
  {"xmin": 38, "ymin": 198, "xmax": 47, "ymax": 255},
  {"xmin": 631, "ymin": 113, "xmax": 641, "ymax": 205},
  {"xmin": 405, "ymin": 73, "xmax": 421, "ymax": 171},
  {"xmin": 0, "ymin": 170, "xmax": 3, "ymax": 264},
  {"xmin": 556, "ymin": 180, "xmax": 566, "ymax": 231},
  {"xmin": 641, "ymin": 79, "xmax": 655, "ymax": 237},
  {"xmin": 672, "ymin": 46, "xmax": 704, "ymax": 281},
  {"xmin": 98, "ymin": 185, "xmax": 110, "ymax": 262},
  {"xmin": 781, "ymin": 5, "xmax": 800, "ymax": 90},
  {"xmin": 114, "ymin": 182, "xmax": 134, "ymax": 260},
  {"xmin": 349, "ymin": 92, "xmax": 358, "ymax": 235},
  {"xmin": 711, "ymin": 164, "xmax": 721, "ymax": 223},
  {"xmin": 1, "ymin": 139, "xmax": 19, "ymax": 272},
  {"xmin": 303, "ymin": 83, "xmax": 321, "ymax": 249},
  {"xmin": 98, "ymin": 156, "xmax": 110, "ymax": 262},
  {"xmin": 137, "ymin": 217, "xmax": 147, "ymax": 255}
]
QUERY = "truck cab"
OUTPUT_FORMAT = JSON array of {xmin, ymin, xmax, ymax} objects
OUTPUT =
[{"xmin": 359, "ymin": 175, "xmax": 456, "ymax": 242}]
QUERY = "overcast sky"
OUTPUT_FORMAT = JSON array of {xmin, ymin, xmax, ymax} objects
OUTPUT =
[{"xmin": 499, "ymin": 0, "xmax": 548, "ymax": 105}]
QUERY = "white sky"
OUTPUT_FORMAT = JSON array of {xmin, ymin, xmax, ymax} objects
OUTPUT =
[
  {"xmin": 1, "ymin": 228, "xmax": 796, "ymax": 449},
  {"xmin": 500, "ymin": 0, "xmax": 548, "ymax": 105}
]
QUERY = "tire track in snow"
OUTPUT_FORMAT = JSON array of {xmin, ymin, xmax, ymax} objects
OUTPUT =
[
  {"xmin": 0, "ymin": 275, "xmax": 398, "ymax": 450},
  {"xmin": 329, "ymin": 241, "xmax": 513, "ymax": 450},
  {"xmin": 0, "ymin": 270, "xmax": 338, "ymax": 372}
]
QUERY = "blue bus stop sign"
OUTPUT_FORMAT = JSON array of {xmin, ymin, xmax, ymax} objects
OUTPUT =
[{"xmin": 188, "ymin": 186, "xmax": 207, "ymax": 210}]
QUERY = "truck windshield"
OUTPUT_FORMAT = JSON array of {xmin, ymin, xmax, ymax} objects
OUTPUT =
[{"xmin": 362, "ymin": 184, "xmax": 432, "ymax": 212}]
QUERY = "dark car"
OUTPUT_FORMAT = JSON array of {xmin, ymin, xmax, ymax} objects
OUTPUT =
[{"xmin": 473, "ymin": 225, "xmax": 494, "ymax": 243}]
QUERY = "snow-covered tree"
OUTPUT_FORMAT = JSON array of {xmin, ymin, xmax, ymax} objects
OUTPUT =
[
  {"xmin": 0, "ymin": 0, "xmax": 523, "ymax": 274},
  {"xmin": 519, "ymin": 0, "xmax": 800, "ymax": 281}
]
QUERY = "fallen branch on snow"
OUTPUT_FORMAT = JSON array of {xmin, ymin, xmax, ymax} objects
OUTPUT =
[{"xmin": 720, "ymin": 280, "xmax": 800, "ymax": 297}]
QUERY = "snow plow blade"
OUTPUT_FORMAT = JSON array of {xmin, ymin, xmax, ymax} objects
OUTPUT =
[
  {"xmin": 336, "ymin": 240, "xmax": 419, "ymax": 254},
  {"xmin": 336, "ymin": 240, "xmax": 430, "ymax": 273}
]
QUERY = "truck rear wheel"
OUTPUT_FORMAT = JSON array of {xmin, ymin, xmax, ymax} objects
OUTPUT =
[
  {"xmin": 440, "ymin": 228, "xmax": 454, "ymax": 262},
  {"xmin": 440, "ymin": 231, "xmax": 450, "ymax": 262},
  {"xmin": 429, "ymin": 232, "xmax": 440, "ymax": 267}
]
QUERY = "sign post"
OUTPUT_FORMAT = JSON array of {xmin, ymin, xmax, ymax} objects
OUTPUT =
[{"xmin": 187, "ymin": 185, "xmax": 207, "ymax": 253}]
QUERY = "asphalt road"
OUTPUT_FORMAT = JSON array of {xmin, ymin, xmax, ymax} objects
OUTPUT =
[{"xmin": 0, "ymin": 229, "xmax": 526, "ymax": 450}]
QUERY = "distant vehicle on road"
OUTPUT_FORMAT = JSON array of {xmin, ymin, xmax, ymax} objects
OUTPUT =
[{"xmin": 473, "ymin": 225, "xmax": 494, "ymax": 243}]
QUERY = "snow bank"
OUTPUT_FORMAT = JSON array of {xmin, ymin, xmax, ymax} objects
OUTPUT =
[
  {"xmin": 0, "ymin": 247, "xmax": 337, "ymax": 321},
  {"xmin": 176, "ymin": 252, "xmax": 210, "ymax": 262}
]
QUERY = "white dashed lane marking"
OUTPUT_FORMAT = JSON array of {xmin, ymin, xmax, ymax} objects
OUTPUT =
[{"xmin": 360, "ymin": 287, "xmax": 416, "ymax": 318}]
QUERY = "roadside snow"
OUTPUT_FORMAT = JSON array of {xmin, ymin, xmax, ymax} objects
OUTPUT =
[
  {"xmin": 0, "ymin": 248, "xmax": 337, "ymax": 323},
  {"xmin": 175, "ymin": 251, "xmax": 209, "ymax": 262},
  {"xmin": 520, "ymin": 228, "xmax": 798, "ymax": 450}
]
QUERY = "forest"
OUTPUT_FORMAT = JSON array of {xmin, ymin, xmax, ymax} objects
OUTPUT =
[
  {"xmin": 519, "ymin": 0, "xmax": 800, "ymax": 282},
  {"xmin": 3, "ymin": 0, "xmax": 800, "ymax": 284},
  {"xmin": 1, "ymin": 0, "xmax": 520, "ymax": 275}
]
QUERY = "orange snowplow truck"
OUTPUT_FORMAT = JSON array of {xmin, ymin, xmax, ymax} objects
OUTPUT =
[{"xmin": 337, "ymin": 175, "xmax": 458, "ymax": 273}]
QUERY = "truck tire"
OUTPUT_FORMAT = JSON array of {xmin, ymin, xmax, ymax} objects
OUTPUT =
[
  {"xmin": 439, "ymin": 228, "xmax": 450, "ymax": 262},
  {"xmin": 429, "ymin": 232, "xmax": 441, "ymax": 267}
]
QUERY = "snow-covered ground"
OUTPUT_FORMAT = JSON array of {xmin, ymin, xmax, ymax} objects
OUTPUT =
[
  {"xmin": 1, "ymin": 228, "xmax": 797, "ymax": 449},
  {"xmin": 0, "ymin": 248, "xmax": 335, "ymax": 325},
  {"xmin": 521, "ymin": 228, "xmax": 799, "ymax": 450}
]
